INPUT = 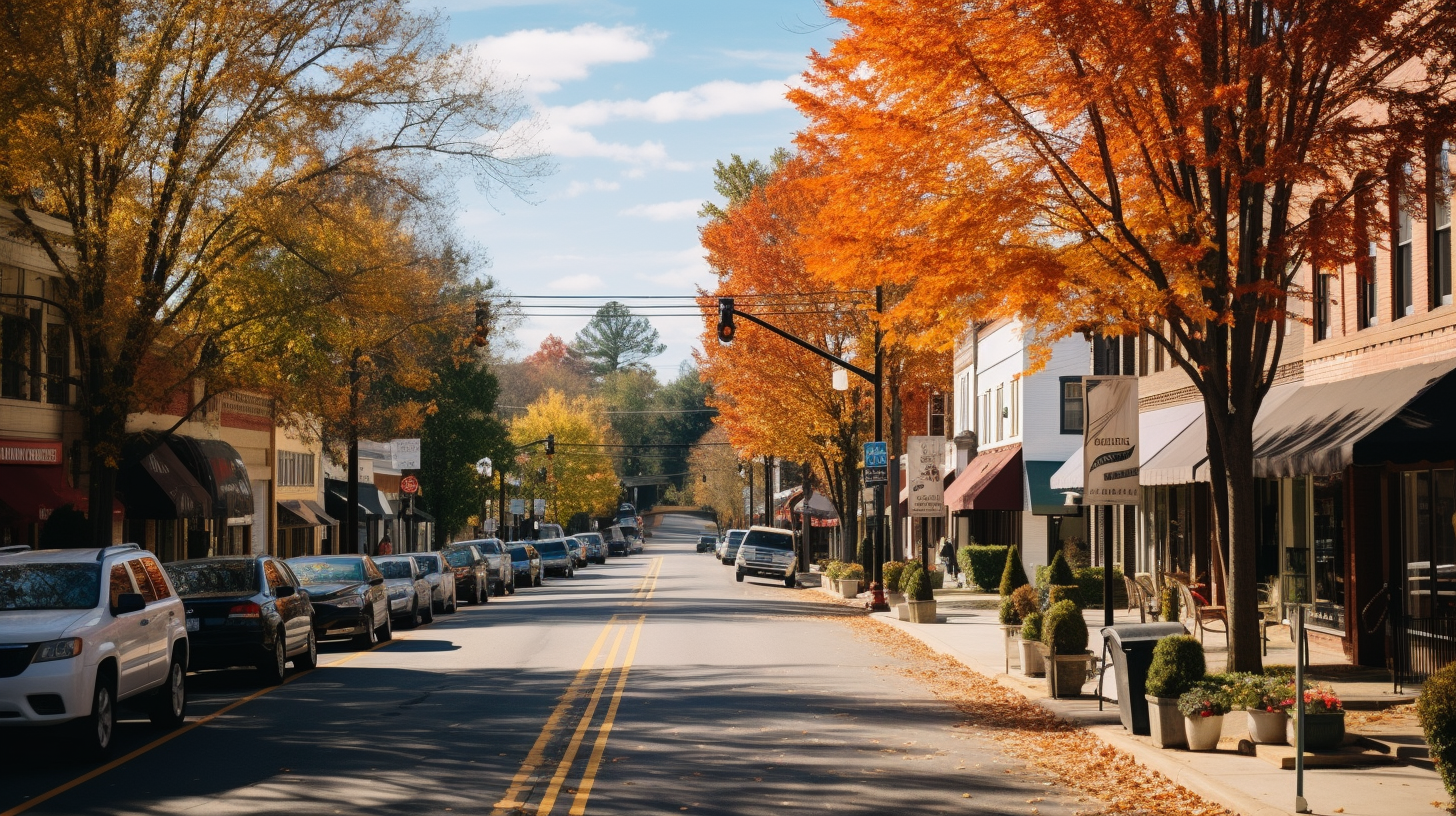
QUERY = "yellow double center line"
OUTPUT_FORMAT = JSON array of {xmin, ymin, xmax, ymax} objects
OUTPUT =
[
  {"xmin": 493, "ymin": 616, "xmax": 645, "ymax": 816},
  {"xmin": 631, "ymin": 557, "xmax": 663, "ymax": 607}
]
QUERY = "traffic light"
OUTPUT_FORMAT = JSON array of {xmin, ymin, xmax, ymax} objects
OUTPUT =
[
  {"xmin": 716, "ymin": 297, "xmax": 735, "ymax": 344},
  {"xmin": 544, "ymin": 433, "xmax": 555, "ymax": 455},
  {"xmin": 472, "ymin": 300, "xmax": 490, "ymax": 347}
]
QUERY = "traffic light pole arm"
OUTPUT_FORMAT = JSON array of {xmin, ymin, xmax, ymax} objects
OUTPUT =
[{"xmin": 728, "ymin": 308, "xmax": 878, "ymax": 386}]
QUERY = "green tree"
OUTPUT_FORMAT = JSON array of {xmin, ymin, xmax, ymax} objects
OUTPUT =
[
  {"xmin": 413, "ymin": 359, "xmax": 511, "ymax": 547},
  {"xmin": 572, "ymin": 302, "xmax": 665, "ymax": 376},
  {"xmin": 699, "ymin": 149, "xmax": 793, "ymax": 220}
]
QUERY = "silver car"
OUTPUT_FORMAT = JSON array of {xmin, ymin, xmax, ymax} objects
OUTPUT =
[
  {"xmin": 575, "ymin": 532, "xmax": 606, "ymax": 564},
  {"xmin": 373, "ymin": 556, "xmax": 433, "ymax": 627},
  {"xmin": 734, "ymin": 526, "xmax": 798, "ymax": 588},
  {"xmin": 720, "ymin": 529, "xmax": 747, "ymax": 565},
  {"xmin": 533, "ymin": 538, "xmax": 575, "ymax": 578},
  {"xmin": 409, "ymin": 552, "xmax": 458, "ymax": 614}
]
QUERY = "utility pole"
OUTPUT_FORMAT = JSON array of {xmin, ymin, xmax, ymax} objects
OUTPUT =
[{"xmin": 345, "ymin": 351, "xmax": 361, "ymax": 556}]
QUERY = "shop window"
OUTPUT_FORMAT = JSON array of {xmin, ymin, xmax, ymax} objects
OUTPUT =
[
  {"xmin": 1311, "ymin": 473, "xmax": 1346, "ymax": 631},
  {"xmin": 1395, "ymin": 197, "xmax": 1415, "ymax": 318},
  {"xmin": 1403, "ymin": 469, "xmax": 1456, "ymax": 623},
  {"xmin": 1, "ymin": 314, "xmax": 30, "ymax": 400},
  {"xmin": 1359, "ymin": 242, "xmax": 1379, "ymax": 329},
  {"xmin": 278, "ymin": 450, "xmax": 316, "ymax": 488},
  {"xmin": 1059, "ymin": 377, "xmax": 1083, "ymax": 434},
  {"xmin": 1436, "ymin": 145, "xmax": 1454, "ymax": 307},
  {"xmin": 996, "ymin": 384, "xmax": 1005, "ymax": 441},
  {"xmin": 1313, "ymin": 270, "xmax": 1332, "ymax": 341}
]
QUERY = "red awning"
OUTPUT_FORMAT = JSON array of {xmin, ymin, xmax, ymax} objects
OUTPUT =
[
  {"xmin": 943, "ymin": 444, "xmax": 1023, "ymax": 512},
  {"xmin": 0, "ymin": 464, "xmax": 123, "ymax": 525}
]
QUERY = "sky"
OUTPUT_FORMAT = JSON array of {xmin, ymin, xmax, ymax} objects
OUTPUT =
[{"xmin": 415, "ymin": 0, "xmax": 842, "ymax": 377}]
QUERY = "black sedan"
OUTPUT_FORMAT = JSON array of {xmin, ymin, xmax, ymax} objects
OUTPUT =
[
  {"xmin": 696, "ymin": 535, "xmax": 718, "ymax": 553},
  {"xmin": 440, "ymin": 543, "xmax": 491, "ymax": 604},
  {"xmin": 508, "ymin": 543, "xmax": 542, "ymax": 588},
  {"xmin": 163, "ymin": 556, "xmax": 317, "ymax": 684},
  {"xmin": 286, "ymin": 555, "xmax": 392, "ymax": 648}
]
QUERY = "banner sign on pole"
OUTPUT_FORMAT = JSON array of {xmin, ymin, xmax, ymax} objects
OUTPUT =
[
  {"xmin": 510, "ymin": 498, "xmax": 525, "ymax": 515},
  {"xmin": 1082, "ymin": 375, "xmax": 1140, "ymax": 505},
  {"xmin": 390, "ymin": 438, "xmax": 421, "ymax": 470},
  {"xmin": 534, "ymin": 498, "xmax": 547, "ymax": 514},
  {"xmin": 863, "ymin": 441, "xmax": 888, "ymax": 486},
  {"xmin": 906, "ymin": 436, "xmax": 945, "ymax": 518},
  {"xmin": 483, "ymin": 518, "xmax": 497, "ymax": 533}
]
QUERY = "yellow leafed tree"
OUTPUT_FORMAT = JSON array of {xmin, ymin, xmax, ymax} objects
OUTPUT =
[{"xmin": 509, "ymin": 391, "xmax": 619, "ymax": 525}]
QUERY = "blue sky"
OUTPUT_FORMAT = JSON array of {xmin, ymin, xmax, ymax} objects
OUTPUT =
[{"xmin": 418, "ymin": 0, "xmax": 841, "ymax": 376}]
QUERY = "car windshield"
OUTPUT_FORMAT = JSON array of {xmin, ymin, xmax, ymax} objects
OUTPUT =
[
  {"xmin": 375, "ymin": 560, "xmax": 415, "ymax": 579},
  {"xmin": 476, "ymin": 541, "xmax": 501, "ymax": 554},
  {"xmin": 509, "ymin": 547, "xmax": 530, "ymax": 562},
  {"xmin": 537, "ymin": 540, "xmax": 567, "ymax": 554},
  {"xmin": 0, "ymin": 563, "xmax": 100, "ymax": 610},
  {"xmin": 409, "ymin": 555, "xmax": 439, "ymax": 575},
  {"xmin": 699, "ymin": 536, "xmax": 716, "ymax": 544},
  {"xmin": 742, "ymin": 530, "xmax": 794, "ymax": 551},
  {"xmin": 580, "ymin": 535, "xmax": 601, "ymax": 544},
  {"xmin": 290, "ymin": 559, "xmax": 365, "ymax": 584},
  {"xmin": 163, "ymin": 561, "xmax": 257, "ymax": 597},
  {"xmin": 442, "ymin": 549, "xmax": 476, "ymax": 568},
  {"xmin": 727, "ymin": 531, "xmax": 746, "ymax": 545}
]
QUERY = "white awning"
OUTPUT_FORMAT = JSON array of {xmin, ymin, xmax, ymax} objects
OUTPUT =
[{"xmin": 1049, "ymin": 399, "xmax": 1206, "ymax": 491}]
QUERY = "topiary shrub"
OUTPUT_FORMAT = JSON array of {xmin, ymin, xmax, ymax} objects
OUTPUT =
[
  {"xmin": 999, "ymin": 545, "xmax": 1031, "ymax": 596},
  {"xmin": 1048, "ymin": 585, "xmax": 1081, "ymax": 609},
  {"xmin": 1419, "ymin": 661, "xmax": 1456, "ymax": 802},
  {"xmin": 899, "ymin": 560, "xmax": 924, "ymax": 594},
  {"xmin": 1047, "ymin": 550, "xmax": 1076, "ymax": 587},
  {"xmin": 960, "ymin": 545, "xmax": 1009, "ymax": 592},
  {"xmin": 882, "ymin": 561, "xmax": 908, "ymax": 593},
  {"xmin": 998, "ymin": 596, "xmax": 1021, "ymax": 625},
  {"xmin": 1145, "ymin": 635, "xmax": 1205, "ymax": 699},
  {"xmin": 823, "ymin": 560, "xmax": 845, "ymax": 581},
  {"xmin": 1010, "ymin": 584, "xmax": 1039, "ymax": 619},
  {"xmin": 901, "ymin": 561, "xmax": 929, "ymax": 600},
  {"xmin": 927, "ymin": 569, "xmax": 944, "ymax": 590},
  {"xmin": 1161, "ymin": 583, "xmax": 1180, "ymax": 623},
  {"xmin": 1042, "ymin": 599, "xmax": 1087, "ymax": 655},
  {"xmin": 1071, "ymin": 567, "xmax": 1126, "ymax": 609},
  {"xmin": 1020, "ymin": 611, "xmax": 1043, "ymax": 642}
]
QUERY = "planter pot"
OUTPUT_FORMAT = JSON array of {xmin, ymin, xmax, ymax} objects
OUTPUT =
[
  {"xmin": 894, "ymin": 602, "xmax": 910, "ymax": 621},
  {"xmin": 1047, "ymin": 651, "xmax": 1090, "ymax": 697},
  {"xmin": 1018, "ymin": 639, "xmax": 1046, "ymax": 676},
  {"xmin": 837, "ymin": 579, "xmax": 861, "ymax": 599},
  {"xmin": 886, "ymin": 591, "xmax": 906, "ymax": 607},
  {"xmin": 907, "ymin": 599, "xmax": 937, "ymax": 623},
  {"xmin": 1289, "ymin": 711, "xmax": 1346, "ymax": 750},
  {"xmin": 1184, "ymin": 714, "xmax": 1224, "ymax": 751},
  {"xmin": 1145, "ymin": 696, "xmax": 1186, "ymax": 749},
  {"xmin": 1247, "ymin": 710, "xmax": 1288, "ymax": 745}
]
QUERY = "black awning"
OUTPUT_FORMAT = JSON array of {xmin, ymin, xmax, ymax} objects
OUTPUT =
[
  {"xmin": 166, "ymin": 436, "xmax": 254, "ymax": 521},
  {"xmin": 409, "ymin": 507, "xmax": 435, "ymax": 523},
  {"xmin": 278, "ymin": 499, "xmax": 338, "ymax": 528},
  {"xmin": 1253, "ymin": 359, "xmax": 1456, "ymax": 477},
  {"xmin": 325, "ymin": 479, "xmax": 394, "ymax": 521},
  {"xmin": 118, "ymin": 438, "xmax": 212, "ymax": 520}
]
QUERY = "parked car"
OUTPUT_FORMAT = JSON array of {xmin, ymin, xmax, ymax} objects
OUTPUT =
[
  {"xmin": 373, "ymin": 556, "xmax": 433, "ymax": 628},
  {"xmin": 619, "ymin": 525, "xmax": 643, "ymax": 554},
  {"xmin": 439, "ymin": 543, "xmax": 492, "ymax": 603},
  {"xmin": 720, "ymin": 529, "xmax": 748, "ymax": 565},
  {"xmin": 287, "ymin": 555, "xmax": 391, "ymax": 648},
  {"xmin": 696, "ymin": 535, "xmax": 718, "ymax": 553},
  {"xmin": 534, "ymin": 539, "xmax": 575, "ymax": 578},
  {"xmin": 507, "ymin": 543, "xmax": 542, "ymax": 587},
  {"xmin": 566, "ymin": 537, "xmax": 587, "ymax": 568},
  {"xmin": 537, "ymin": 523, "xmax": 566, "ymax": 539},
  {"xmin": 575, "ymin": 532, "xmax": 606, "ymax": 564},
  {"xmin": 464, "ymin": 538, "xmax": 513, "ymax": 596},
  {"xmin": 605, "ymin": 527, "xmax": 629, "ymax": 557},
  {"xmin": 163, "ymin": 556, "xmax": 316, "ymax": 685},
  {"xmin": 0, "ymin": 544, "xmax": 188, "ymax": 757},
  {"xmin": 408, "ymin": 553, "xmax": 457, "ymax": 614},
  {"xmin": 734, "ymin": 526, "xmax": 799, "ymax": 588}
]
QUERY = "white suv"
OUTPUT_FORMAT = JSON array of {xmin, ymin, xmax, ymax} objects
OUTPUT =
[
  {"xmin": 0, "ymin": 544, "xmax": 189, "ymax": 756},
  {"xmin": 734, "ymin": 526, "xmax": 799, "ymax": 588}
]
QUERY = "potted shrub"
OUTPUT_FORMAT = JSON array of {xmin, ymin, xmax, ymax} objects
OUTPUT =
[
  {"xmin": 1041, "ymin": 599, "xmax": 1090, "ymax": 697},
  {"xmin": 999, "ymin": 545, "xmax": 1030, "ymax": 596},
  {"xmin": 1019, "ymin": 612, "xmax": 1045, "ymax": 676},
  {"xmin": 1230, "ymin": 674, "xmax": 1289, "ymax": 745},
  {"xmin": 960, "ymin": 543, "xmax": 1010, "ymax": 593},
  {"xmin": 882, "ymin": 561, "xmax": 908, "ymax": 606},
  {"xmin": 903, "ymin": 561, "xmax": 937, "ymax": 623},
  {"xmin": 1144, "ymin": 635, "xmax": 1205, "ymax": 749},
  {"xmin": 828, "ymin": 561, "xmax": 864, "ymax": 598},
  {"xmin": 1286, "ymin": 684, "xmax": 1345, "ymax": 750},
  {"xmin": 1417, "ymin": 661, "xmax": 1456, "ymax": 804},
  {"xmin": 1047, "ymin": 584, "xmax": 1081, "ymax": 608},
  {"xmin": 1179, "ymin": 682, "xmax": 1231, "ymax": 751}
]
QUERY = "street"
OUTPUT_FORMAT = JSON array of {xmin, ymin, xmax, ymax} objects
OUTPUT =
[{"xmin": 0, "ymin": 514, "xmax": 1084, "ymax": 816}]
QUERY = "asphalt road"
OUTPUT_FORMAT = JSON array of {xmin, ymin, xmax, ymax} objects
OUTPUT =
[{"xmin": 0, "ymin": 514, "xmax": 1083, "ymax": 815}]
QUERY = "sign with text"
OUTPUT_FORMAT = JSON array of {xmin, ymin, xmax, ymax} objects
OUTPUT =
[
  {"xmin": 534, "ymin": 498, "xmax": 547, "ymax": 514},
  {"xmin": 510, "ymin": 498, "xmax": 525, "ymax": 515},
  {"xmin": 906, "ymin": 436, "xmax": 945, "ymax": 518},
  {"xmin": 390, "ymin": 438, "xmax": 421, "ymax": 470},
  {"xmin": 1082, "ymin": 375, "xmax": 1140, "ymax": 505},
  {"xmin": 863, "ymin": 441, "xmax": 888, "ymax": 486},
  {"xmin": 483, "ymin": 518, "xmax": 497, "ymax": 533},
  {"xmin": 0, "ymin": 440, "xmax": 61, "ymax": 465}
]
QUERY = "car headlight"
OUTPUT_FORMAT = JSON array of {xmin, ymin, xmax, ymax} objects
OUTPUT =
[
  {"xmin": 32, "ymin": 638, "xmax": 82, "ymax": 663},
  {"xmin": 388, "ymin": 587, "xmax": 409, "ymax": 599},
  {"xmin": 333, "ymin": 594, "xmax": 365, "ymax": 607}
]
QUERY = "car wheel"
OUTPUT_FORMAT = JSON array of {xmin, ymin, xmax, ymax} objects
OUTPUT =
[
  {"xmin": 258, "ymin": 632, "xmax": 288, "ymax": 686},
  {"xmin": 377, "ymin": 611, "xmax": 393, "ymax": 642},
  {"xmin": 295, "ymin": 631, "xmax": 318, "ymax": 670},
  {"xmin": 507, "ymin": 580, "xmax": 516, "ymax": 595},
  {"xmin": 422, "ymin": 596, "xmax": 435, "ymax": 623},
  {"xmin": 406, "ymin": 600, "xmax": 421, "ymax": 628},
  {"xmin": 567, "ymin": 567, "xmax": 575, "ymax": 579},
  {"xmin": 533, "ymin": 572, "xmax": 541, "ymax": 587},
  {"xmin": 784, "ymin": 575, "xmax": 797, "ymax": 588},
  {"xmin": 446, "ymin": 592, "xmax": 458, "ymax": 614},
  {"xmin": 735, "ymin": 570, "xmax": 745, "ymax": 582},
  {"xmin": 149, "ymin": 653, "xmax": 187, "ymax": 728},
  {"xmin": 472, "ymin": 582, "xmax": 483, "ymax": 605},
  {"xmin": 353, "ymin": 613, "xmax": 378, "ymax": 649},
  {"xmin": 493, "ymin": 580, "xmax": 505, "ymax": 597},
  {"xmin": 77, "ymin": 667, "xmax": 117, "ymax": 757}
]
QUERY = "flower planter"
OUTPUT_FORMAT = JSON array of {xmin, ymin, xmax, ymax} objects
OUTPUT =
[
  {"xmin": 894, "ymin": 602, "xmax": 910, "ymax": 621},
  {"xmin": 837, "ymin": 579, "xmax": 861, "ymax": 599},
  {"xmin": 1018, "ymin": 639, "xmax": 1045, "ymax": 676},
  {"xmin": 1184, "ymin": 714, "xmax": 1224, "ymax": 751},
  {"xmin": 1247, "ymin": 710, "xmax": 1288, "ymax": 745},
  {"xmin": 1289, "ymin": 711, "xmax": 1345, "ymax": 750},
  {"xmin": 886, "ymin": 591, "xmax": 906, "ymax": 607},
  {"xmin": 906, "ymin": 599, "xmax": 937, "ymax": 623},
  {"xmin": 1046, "ymin": 650, "xmax": 1090, "ymax": 697},
  {"xmin": 1145, "ymin": 696, "xmax": 1186, "ymax": 749}
]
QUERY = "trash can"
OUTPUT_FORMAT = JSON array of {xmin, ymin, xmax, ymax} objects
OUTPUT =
[{"xmin": 1101, "ymin": 622, "xmax": 1187, "ymax": 735}]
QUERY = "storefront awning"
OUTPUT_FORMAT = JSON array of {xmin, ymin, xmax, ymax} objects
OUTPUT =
[
  {"xmin": 943, "ymin": 444, "xmax": 1022, "ymax": 511},
  {"xmin": 1025, "ymin": 460, "xmax": 1071, "ymax": 515},
  {"xmin": 325, "ymin": 479, "xmax": 395, "ymax": 521},
  {"xmin": 1142, "ymin": 382, "xmax": 1302, "ymax": 484},
  {"xmin": 1253, "ymin": 359, "xmax": 1456, "ymax": 478},
  {"xmin": 166, "ymin": 437, "xmax": 254, "ymax": 522},
  {"xmin": 278, "ymin": 499, "xmax": 337, "ymax": 528},
  {"xmin": 120, "ymin": 439, "xmax": 213, "ymax": 520},
  {"xmin": 0, "ymin": 465, "xmax": 123, "ymax": 526},
  {"xmin": 403, "ymin": 506, "xmax": 434, "ymax": 523},
  {"xmin": 1050, "ymin": 399, "xmax": 1206, "ymax": 490}
]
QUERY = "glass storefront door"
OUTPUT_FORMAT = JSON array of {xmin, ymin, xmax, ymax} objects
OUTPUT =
[
  {"xmin": 1403, "ymin": 469, "xmax": 1456, "ymax": 620},
  {"xmin": 1281, "ymin": 475, "xmax": 1346, "ymax": 632}
]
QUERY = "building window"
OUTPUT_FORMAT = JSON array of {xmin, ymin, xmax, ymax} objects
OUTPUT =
[
  {"xmin": 1436, "ymin": 145, "xmax": 1453, "ymax": 307},
  {"xmin": 1395, "ymin": 195, "xmax": 1414, "ymax": 318},
  {"xmin": 278, "ymin": 450, "xmax": 316, "ymax": 488},
  {"xmin": 1059, "ymin": 376, "xmax": 1083, "ymax": 434},
  {"xmin": 1358, "ymin": 241, "xmax": 1378, "ymax": 329},
  {"xmin": 1313, "ymin": 269, "xmax": 1331, "ymax": 341},
  {"xmin": 0, "ymin": 314, "xmax": 30, "ymax": 400},
  {"xmin": 45, "ymin": 323, "xmax": 68, "ymax": 404},
  {"xmin": 995, "ymin": 384, "xmax": 1005, "ymax": 441},
  {"xmin": 1010, "ymin": 379, "xmax": 1020, "ymax": 438}
]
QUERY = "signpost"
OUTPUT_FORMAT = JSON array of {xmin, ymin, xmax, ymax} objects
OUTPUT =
[
  {"xmin": 534, "ymin": 498, "xmax": 547, "ymax": 515},
  {"xmin": 390, "ymin": 438, "xmax": 421, "ymax": 470},
  {"xmin": 400, "ymin": 475, "xmax": 419, "ymax": 495},
  {"xmin": 1080, "ymin": 375, "xmax": 1140, "ymax": 626},
  {"xmin": 510, "ymin": 498, "xmax": 524, "ymax": 515},
  {"xmin": 863, "ymin": 441, "xmax": 888, "ymax": 486}
]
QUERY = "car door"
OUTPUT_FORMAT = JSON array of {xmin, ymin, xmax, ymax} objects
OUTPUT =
[
  {"xmin": 264, "ymin": 559, "xmax": 305, "ymax": 653},
  {"xmin": 362, "ymin": 558, "xmax": 389, "ymax": 624},
  {"xmin": 109, "ymin": 561, "xmax": 154, "ymax": 697},
  {"xmin": 138, "ymin": 555, "xmax": 183, "ymax": 673}
]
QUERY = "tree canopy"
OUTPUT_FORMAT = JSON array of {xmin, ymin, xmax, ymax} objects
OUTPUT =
[
  {"xmin": 508, "ymin": 390, "xmax": 620, "ymax": 523},
  {"xmin": 572, "ymin": 302, "xmax": 666, "ymax": 375}
]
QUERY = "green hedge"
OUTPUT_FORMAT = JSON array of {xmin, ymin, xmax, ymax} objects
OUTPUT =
[
  {"xmin": 1420, "ymin": 662, "xmax": 1456, "ymax": 801},
  {"xmin": 1034, "ymin": 562, "xmax": 1126, "ymax": 609},
  {"xmin": 959, "ymin": 545, "xmax": 1009, "ymax": 593},
  {"xmin": 999, "ymin": 545, "xmax": 1030, "ymax": 596}
]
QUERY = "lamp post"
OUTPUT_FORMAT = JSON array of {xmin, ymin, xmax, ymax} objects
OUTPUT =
[{"xmin": 475, "ymin": 457, "xmax": 492, "ymax": 538}]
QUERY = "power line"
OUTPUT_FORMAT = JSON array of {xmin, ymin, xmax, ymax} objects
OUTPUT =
[
  {"xmin": 491, "ymin": 291, "xmax": 870, "ymax": 299},
  {"xmin": 496, "ymin": 406, "xmax": 718, "ymax": 414}
]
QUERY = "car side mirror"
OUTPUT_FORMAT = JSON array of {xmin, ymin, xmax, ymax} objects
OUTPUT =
[
  {"xmin": 370, "ymin": 577, "xmax": 384, "ymax": 586},
  {"xmin": 114, "ymin": 593, "xmax": 145, "ymax": 615},
  {"xmin": 275, "ymin": 584, "xmax": 296, "ymax": 598}
]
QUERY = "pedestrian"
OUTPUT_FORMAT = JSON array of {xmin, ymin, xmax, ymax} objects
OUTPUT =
[
  {"xmin": 939, "ymin": 537, "xmax": 958, "ymax": 581},
  {"xmin": 377, "ymin": 534, "xmax": 393, "ymax": 555}
]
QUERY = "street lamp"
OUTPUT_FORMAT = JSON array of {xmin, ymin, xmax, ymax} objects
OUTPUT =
[{"xmin": 832, "ymin": 366, "xmax": 849, "ymax": 391}]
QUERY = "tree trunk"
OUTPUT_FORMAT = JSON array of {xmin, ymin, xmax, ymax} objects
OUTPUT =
[
  {"xmin": 84, "ymin": 348, "xmax": 128, "ymax": 548},
  {"xmin": 1217, "ymin": 405, "xmax": 1263, "ymax": 673},
  {"xmin": 889, "ymin": 376, "xmax": 903, "ymax": 559}
]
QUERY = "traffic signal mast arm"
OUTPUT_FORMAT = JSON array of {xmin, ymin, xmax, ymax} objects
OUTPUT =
[{"xmin": 719, "ymin": 300, "xmax": 878, "ymax": 387}]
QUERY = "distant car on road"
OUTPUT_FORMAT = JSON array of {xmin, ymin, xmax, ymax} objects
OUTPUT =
[
  {"xmin": 534, "ymin": 539, "xmax": 575, "ymax": 578},
  {"xmin": 468, "ymin": 538, "xmax": 513, "ymax": 596},
  {"xmin": 719, "ymin": 529, "xmax": 748, "ymax": 565},
  {"xmin": 163, "ymin": 555, "xmax": 317, "ymax": 685},
  {"xmin": 565, "ymin": 536, "xmax": 588, "ymax": 568},
  {"xmin": 440, "ymin": 542, "xmax": 495, "ymax": 601},
  {"xmin": 287, "ymin": 555, "xmax": 392, "ymax": 648},
  {"xmin": 537, "ymin": 523, "xmax": 565, "ymax": 540},
  {"xmin": 507, "ymin": 543, "xmax": 542, "ymax": 587},
  {"xmin": 619, "ymin": 525, "xmax": 643, "ymax": 554},
  {"xmin": 605, "ymin": 526, "xmax": 629, "ymax": 557},
  {"xmin": 735, "ymin": 526, "xmax": 799, "ymax": 588},
  {"xmin": 408, "ymin": 552, "xmax": 457, "ymax": 614},
  {"xmin": 696, "ymin": 535, "xmax": 718, "ymax": 553},
  {"xmin": 575, "ymin": 532, "xmax": 606, "ymax": 564},
  {"xmin": 373, "ymin": 556, "xmax": 433, "ymax": 628}
]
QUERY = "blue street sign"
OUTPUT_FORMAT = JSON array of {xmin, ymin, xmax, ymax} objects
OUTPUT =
[{"xmin": 864, "ymin": 441, "xmax": 888, "ymax": 468}]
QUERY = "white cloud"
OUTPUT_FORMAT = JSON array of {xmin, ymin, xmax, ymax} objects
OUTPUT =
[
  {"xmin": 548, "ymin": 273, "xmax": 604, "ymax": 291},
  {"xmin": 471, "ymin": 24, "xmax": 654, "ymax": 94},
  {"xmin": 560, "ymin": 178, "xmax": 621, "ymax": 199},
  {"xmin": 619, "ymin": 199, "xmax": 703, "ymax": 222},
  {"xmin": 720, "ymin": 49, "xmax": 807, "ymax": 71},
  {"xmin": 548, "ymin": 76, "xmax": 800, "ymax": 128},
  {"xmin": 539, "ymin": 124, "xmax": 692, "ymax": 170}
]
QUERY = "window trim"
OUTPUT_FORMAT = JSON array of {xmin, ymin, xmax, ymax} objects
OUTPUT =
[{"xmin": 1059, "ymin": 376, "xmax": 1084, "ymax": 435}]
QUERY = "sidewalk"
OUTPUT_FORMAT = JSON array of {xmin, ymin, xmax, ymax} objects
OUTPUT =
[{"xmin": 815, "ymin": 581, "xmax": 1447, "ymax": 816}]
